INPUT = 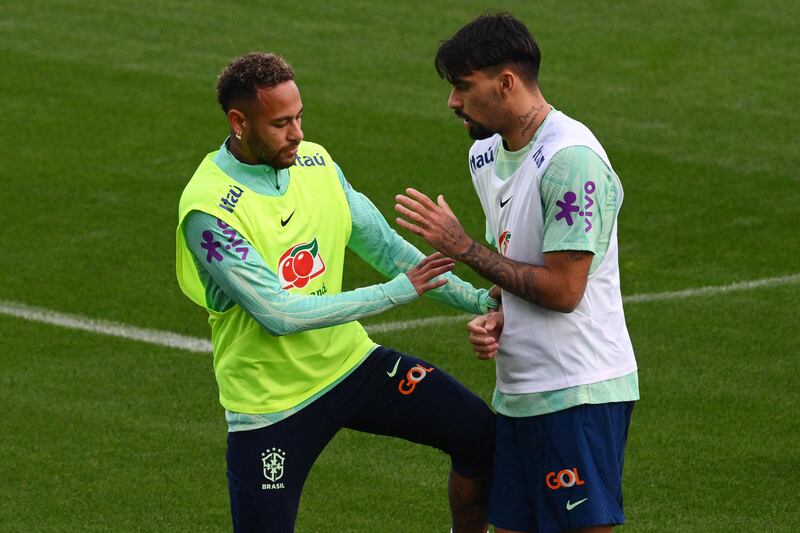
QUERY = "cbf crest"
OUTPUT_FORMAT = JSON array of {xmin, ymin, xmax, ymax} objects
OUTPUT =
[{"xmin": 261, "ymin": 447, "xmax": 287, "ymax": 490}]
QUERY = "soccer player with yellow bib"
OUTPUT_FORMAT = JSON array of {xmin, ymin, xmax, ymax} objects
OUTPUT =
[{"xmin": 176, "ymin": 53, "xmax": 497, "ymax": 532}]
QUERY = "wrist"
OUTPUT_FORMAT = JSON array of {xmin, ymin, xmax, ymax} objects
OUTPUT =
[
  {"xmin": 484, "ymin": 294, "xmax": 500, "ymax": 312},
  {"xmin": 489, "ymin": 284, "xmax": 502, "ymax": 302},
  {"xmin": 390, "ymin": 273, "xmax": 419, "ymax": 303},
  {"xmin": 453, "ymin": 238, "xmax": 477, "ymax": 262}
]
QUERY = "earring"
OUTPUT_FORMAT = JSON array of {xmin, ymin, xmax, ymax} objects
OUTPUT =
[{"xmin": 235, "ymin": 131, "xmax": 242, "ymax": 140}]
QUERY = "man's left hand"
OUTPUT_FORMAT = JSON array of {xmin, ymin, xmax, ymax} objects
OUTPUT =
[{"xmin": 395, "ymin": 188, "xmax": 473, "ymax": 258}]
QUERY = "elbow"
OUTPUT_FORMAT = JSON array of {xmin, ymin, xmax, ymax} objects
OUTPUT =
[
  {"xmin": 260, "ymin": 322, "xmax": 298, "ymax": 337},
  {"xmin": 542, "ymin": 288, "xmax": 585, "ymax": 313},
  {"xmin": 552, "ymin": 300, "xmax": 580, "ymax": 313},
  {"xmin": 264, "ymin": 326, "xmax": 288, "ymax": 337}
]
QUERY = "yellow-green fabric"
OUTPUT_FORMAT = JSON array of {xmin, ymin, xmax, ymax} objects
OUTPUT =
[{"xmin": 176, "ymin": 141, "xmax": 375, "ymax": 414}]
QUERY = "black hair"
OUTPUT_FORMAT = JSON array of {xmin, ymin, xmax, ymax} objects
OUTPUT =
[
  {"xmin": 216, "ymin": 52, "xmax": 295, "ymax": 112},
  {"xmin": 435, "ymin": 13, "xmax": 541, "ymax": 85}
]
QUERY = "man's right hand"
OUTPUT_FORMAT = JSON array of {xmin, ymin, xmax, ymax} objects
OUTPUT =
[
  {"xmin": 406, "ymin": 252, "xmax": 455, "ymax": 295},
  {"xmin": 466, "ymin": 310, "xmax": 504, "ymax": 359}
]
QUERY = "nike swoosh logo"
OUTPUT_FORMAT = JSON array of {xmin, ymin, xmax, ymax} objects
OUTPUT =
[
  {"xmin": 500, "ymin": 196, "xmax": 512, "ymax": 208},
  {"xmin": 386, "ymin": 357, "xmax": 401, "ymax": 377},
  {"xmin": 280, "ymin": 210, "xmax": 295, "ymax": 227},
  {"xmin": 566, "ymin": 498, "xmax": 588, "ymax": 511}
]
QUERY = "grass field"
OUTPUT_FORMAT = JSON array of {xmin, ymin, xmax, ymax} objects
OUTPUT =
[{"xmin": 1, "ymin": 0, "xmax": 799, "ymax": 531}]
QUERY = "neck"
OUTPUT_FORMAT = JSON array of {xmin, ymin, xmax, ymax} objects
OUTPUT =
[
  {"xmin": 501, "ymin": 90, "xmax": 549, "ymax": 151},
  {"xmin": 227, "ymin": 135, "xmax": 260, "ymax": 165}
]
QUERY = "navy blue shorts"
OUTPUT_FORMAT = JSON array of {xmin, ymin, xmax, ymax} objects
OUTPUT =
[
  {"xmin": 488, "ymin": 402, "xmax": 634, "ymax": 533},
  {"xmin": 226, "ymin": 346, "xmax": 495, "ymax": 532}
]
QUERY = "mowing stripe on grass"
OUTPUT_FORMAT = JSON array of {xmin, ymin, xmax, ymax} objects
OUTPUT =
[{"xmin": 2, "ymin": 273, "xmax": 799, "ymax": 353}]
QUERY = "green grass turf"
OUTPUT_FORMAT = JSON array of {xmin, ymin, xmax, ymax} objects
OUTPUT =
[{"xmin": 1, "ymin": 0, "xmax": 798, "ymax": 530}]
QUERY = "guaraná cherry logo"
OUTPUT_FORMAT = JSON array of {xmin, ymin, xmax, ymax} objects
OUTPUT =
[
  {"xmin": 498, "ymin": 230, "xmax": 512, "ymax": 256},
  {"xmin": 278, "ymin": 238, "xmax": 326, "ymax": 289}
]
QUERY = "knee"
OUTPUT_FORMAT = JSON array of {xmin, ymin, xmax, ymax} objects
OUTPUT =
[{"xmin": 451, "ymin": 409, "xmax": 495, "ymax": 479}]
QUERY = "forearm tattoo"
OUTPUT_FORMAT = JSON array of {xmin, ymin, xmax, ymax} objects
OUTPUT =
[{"xmin": 457, "ymin": 241, "xmax": 539, "ymax": 303}]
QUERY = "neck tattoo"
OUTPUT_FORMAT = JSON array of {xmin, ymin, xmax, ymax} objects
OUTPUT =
[{"xmin": 518, "ymin": 103, "xmax": 545, "ymax": 136}]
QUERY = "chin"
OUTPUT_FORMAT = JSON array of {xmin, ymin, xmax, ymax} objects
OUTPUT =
[
  {"xmin": 469, "ymin": 126, "xmax": 495, "ymax": 140},
  {"xmin": 273, "ymin": 155, "xmax": 296, "ymax": 170}
]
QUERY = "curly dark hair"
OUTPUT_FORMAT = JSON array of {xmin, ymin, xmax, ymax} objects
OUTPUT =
[
  {"xmin": 435, "ymin": 13, "xmax": 540, "ymax": 85},
  {"xmin": 216, "ymin": 52, "xmax": 295, "ymax": 112}
]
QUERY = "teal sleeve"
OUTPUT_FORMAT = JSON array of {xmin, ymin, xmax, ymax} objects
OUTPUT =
[
  {"xmin": 485, "ymin": 220, "xmax": 496, "ymax": 247},
  {"xmin": 540, "ymin": 146, "xmax": 619, "ymax": 274},
  {"xmin": 335, "ymin": 163, "xmax": 497, "ymax": 314},
  {"xmin": 182, "ymin": 210, "xmax": 418, "ymax": 336}
]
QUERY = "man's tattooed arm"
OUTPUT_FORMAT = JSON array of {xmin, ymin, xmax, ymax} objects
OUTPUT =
[
  {"xmin": 458, "ymin": 241, "xmax": 539, "ymax": 303},
  {"xmin": 455, "ymin": 241, "xmax": 592, "ymax": 313},
  {"xmin": 393, "ymin": 187, "xmax": 592, "ymax": 312}
]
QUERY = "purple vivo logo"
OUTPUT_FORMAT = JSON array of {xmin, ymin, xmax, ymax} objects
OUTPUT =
[
  {"xmin": 201, "ymin": 231, "xmax": 223, "ymax": 263},
  {"xmin": 199, "ymin": 219, "xmax": 251, "ymax": 264},
  {"xmin": 216, "ymin": 219, "xmax": 250, "ymax": 260},
  {"xmin": 555, "ymin": 192, "xmax": 580, "ymax": 226},
  {"xmin": 554, "ymin": 181, "xmax": 596, "ymax": 233}
]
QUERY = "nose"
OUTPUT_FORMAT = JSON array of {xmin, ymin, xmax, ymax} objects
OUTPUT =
[
  {"xmin": 289, "ymin": 119, "xmax": 304, "ymax": 142},
  {"xmin": 447, "ymin": 88, "xmax": 461, "ymax": 109}
]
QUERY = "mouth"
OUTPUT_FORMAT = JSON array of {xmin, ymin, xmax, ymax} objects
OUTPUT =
[{"xmin": 455, "ymin": 111, "xmax": 473, "ymax": 128}]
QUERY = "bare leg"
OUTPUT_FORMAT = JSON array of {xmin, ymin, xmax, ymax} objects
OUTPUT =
[{"xmin": 449, "ymin": 469, "xmax": 490, "ymax": 533}]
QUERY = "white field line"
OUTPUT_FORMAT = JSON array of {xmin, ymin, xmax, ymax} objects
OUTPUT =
[
  {"xmin": 1, "ymin": 273, "xmax": 798, "ymax": 353},
  {"xmin": 0, "ymin": 300, "xmax": 213, "ymax": 353},
  {"xmin": 622, "ymin": 273, "xmax": 800, "ymax": 303},
  {"xmin": 370, "ymin": 273, "xmax": 800, "ymax": 334}
]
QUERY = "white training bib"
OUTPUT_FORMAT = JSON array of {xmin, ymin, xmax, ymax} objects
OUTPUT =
[{"xmin": 470, "ymin": 111, "xmax": 637, "ymax": 393}]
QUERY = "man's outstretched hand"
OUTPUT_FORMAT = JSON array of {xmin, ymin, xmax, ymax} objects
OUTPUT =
[
  {"xmin": 406, "ymin": 252, "xmax": 455, "ymax": 295},
  {"xmin": 395, "ymin": 188, "xmax": 473, "ymax": 259}
]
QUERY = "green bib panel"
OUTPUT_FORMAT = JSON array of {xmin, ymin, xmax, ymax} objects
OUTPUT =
[{"xmin": 176, "ymin": 141, "xmax": 374, "ymax": 413}]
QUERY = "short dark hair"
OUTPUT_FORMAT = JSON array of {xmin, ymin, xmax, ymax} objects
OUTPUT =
[
  {"xmin": 216, "ymin": 52, "xmax": 295, "ymax": 112},
  {"xmin": 435, "ymin": 13, "xmax": 541, "ymax": 85}
]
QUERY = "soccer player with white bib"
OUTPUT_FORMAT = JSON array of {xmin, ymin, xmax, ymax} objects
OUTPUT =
[{"xmin": 395, "ymin": 13, "xmax": 639, "ymax": 533}]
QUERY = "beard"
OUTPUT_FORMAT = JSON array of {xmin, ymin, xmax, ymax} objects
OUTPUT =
[
  {"xmin": 467, "ymin": 121, "xmax": 495, "ymax": 140},
  {"xmin": 247, "ymin": 137, "xmax": 298, "ymax": 169},
  {"xmin": 456, "ymin": 111, "xmax": 496, "ymax": 140}
]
